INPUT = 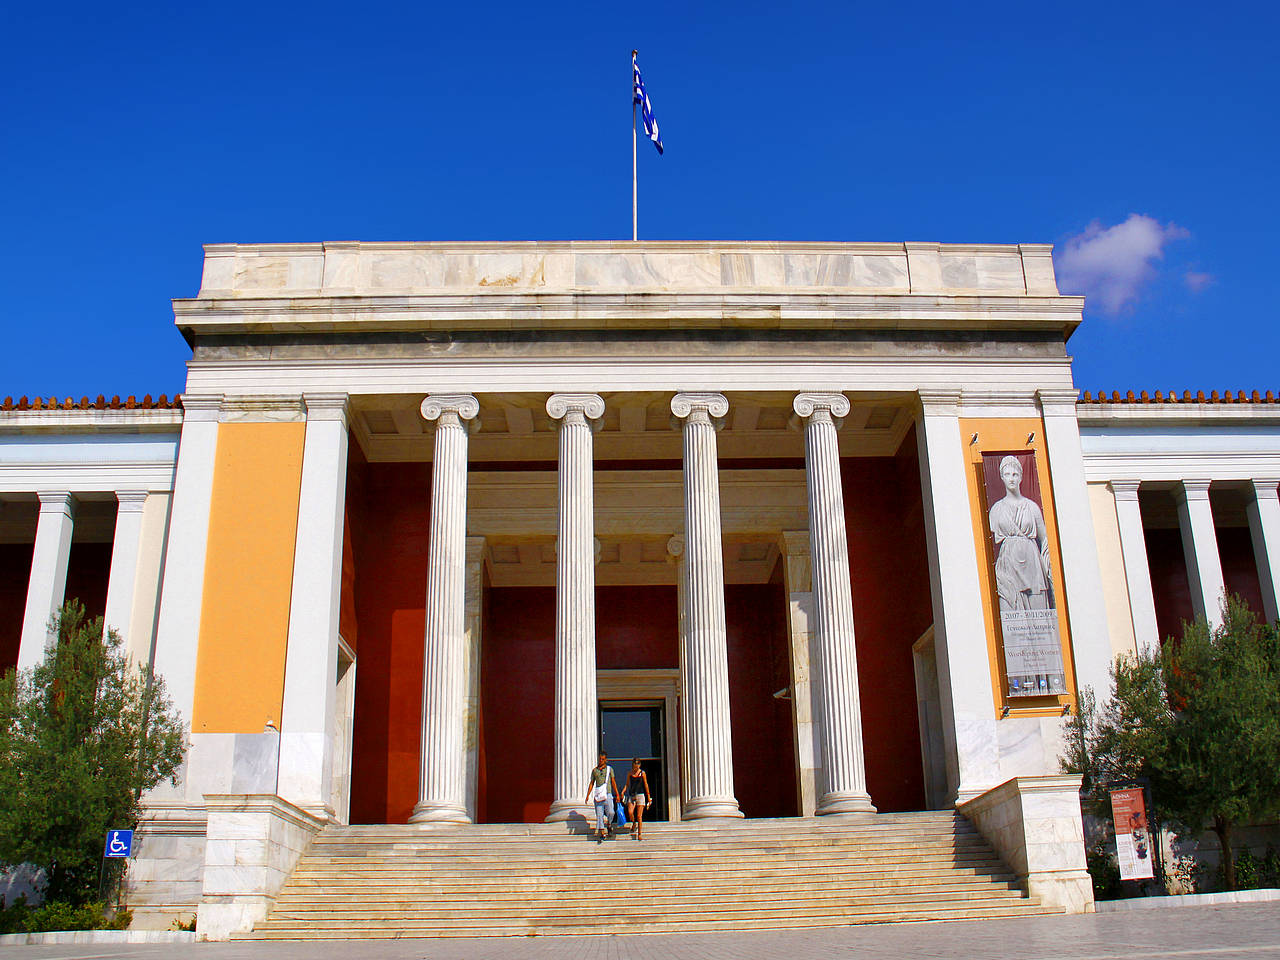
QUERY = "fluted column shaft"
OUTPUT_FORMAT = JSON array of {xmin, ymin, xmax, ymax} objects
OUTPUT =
[
  {"xmin": 546, "ymin": 394, "xmax": 605, "ymax": 822},
  {"xmin": 411, "ymin": 394, "xmax": 479, "ymax": 823},
  {"xmin": 794, "ymin": 393, "xmax": 876, "ymax": 815},
  {"xmin": 671, "ymin": 392, "xmax": 742, "ymax": 819}
]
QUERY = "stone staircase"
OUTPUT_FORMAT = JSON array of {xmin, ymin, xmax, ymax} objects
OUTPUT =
[{"xmin": 240, "ymin": 812, "xmax": 1058, "ymax": 939}]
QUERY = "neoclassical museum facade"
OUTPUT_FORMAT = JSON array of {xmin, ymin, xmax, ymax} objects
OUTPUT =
[{"xmin": 2, "ymin": 241, "xmax": 1278, "ymax": 924}]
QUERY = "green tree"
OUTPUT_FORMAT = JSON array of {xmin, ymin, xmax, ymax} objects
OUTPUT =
[
  {"xmin": 1063, "ymin": 595, "xmax": 1280, "ymax": 891},
  {"xmin": 0, "ymin": 601, "xmax": 186, "ymax": 905}
]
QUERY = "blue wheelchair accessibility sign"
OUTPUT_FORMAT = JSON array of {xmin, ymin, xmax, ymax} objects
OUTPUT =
[{"xmin": 104, "ymin": 830, "xmax": 133, "ymax": 858}]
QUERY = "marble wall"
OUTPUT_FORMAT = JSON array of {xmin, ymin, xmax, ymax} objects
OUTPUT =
[
  {"xmin": 959, "ymin": 774, "xmax": 1093, "ymax": 914},
  {"xmin": 195, "ymin": 794, "xmax": 324, "ymax": 940},
  {"xmin": 198, "ymin": 241, "xmax": 1058, "ymax": 299}
]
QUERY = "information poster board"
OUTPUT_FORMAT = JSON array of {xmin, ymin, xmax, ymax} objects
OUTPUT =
[
  {"xmin": 1110, "ymin": 787, "xmax": 1155, "ymax": 880},
  {"xmin": 981, "ymin": 450, "xmax": 1066, "ymax": 697}
]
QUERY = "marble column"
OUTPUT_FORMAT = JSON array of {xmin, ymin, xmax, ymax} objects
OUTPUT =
[
  {"xmin": 279, "ymin": 393, "xmax": 350, "ymax": 819},
  {"xmin": 1175, "ymin": 480, "xmax": 1226, "ymax": 631},
  {"xmin": 1245, "ymin": 480, "xmax": 1280, "ymax": 625},
  {"xmin": 545, "ymin": 393, "xmax": 605, "ymax": 823},
  {"xmin": 670, "ymin": 392, "xmax": 742, "ymax": 819},
  {"xmin": 17, "ymin": 491, "xmax": 76, "ymax": 670},
  {"xmin": 793, "ymin": 393, "xmax": 875, "ymax": 815},
  {"xmin": 916, "ymin": 390, "xmax": 998, "ymax": 803},
  {"xmin": 1109, "ymin": 480, "xmax": 1161, "ymax": 657},
  {"xmin": 103, "ymin": 490, "xmax": 149, "ymax": 648},
  {"xmin": 1038, "ymin": 390, "xmax": 1113, "ymax": 704},
  {"xmin": 411, "ymin": 394, "xmax": 479, "ymax": 824}
]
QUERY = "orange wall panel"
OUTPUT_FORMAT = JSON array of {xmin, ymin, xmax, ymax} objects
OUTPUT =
[{"xmin": 191, "ymin": 421, "xmax": 305, "ymax": 734}]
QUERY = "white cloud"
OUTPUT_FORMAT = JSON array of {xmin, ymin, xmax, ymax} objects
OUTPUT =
[
  {"xmin": 1184, "ymin": 270, "xmax": 1215, "ymax": 293},
  {"xmin": 1055, "ymin": 214, "xmax": 1189, "ymax": 314}
]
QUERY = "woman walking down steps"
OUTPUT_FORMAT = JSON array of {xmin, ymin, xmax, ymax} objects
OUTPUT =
[{"xmin": 625, "ymin": 758, "xmax": 652, "ymax": 840}]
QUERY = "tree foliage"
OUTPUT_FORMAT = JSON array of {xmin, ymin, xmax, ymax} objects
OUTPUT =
[
  {"xmin": 1063, "ymin": 595, "xmax": 1280, "ymax": 890},
  {"xmin": 0, "ymin": 601, "xmax": 186, "ymax": 905}
]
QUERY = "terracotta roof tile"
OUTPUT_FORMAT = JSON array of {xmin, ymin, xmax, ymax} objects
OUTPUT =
[
  {"xmin": 1081, "ymin": 390, "xmax": 1276, "ymax": 404},
  {"xmin": 1, "ymin": 394, "xmax": 183, "ymax": 411}
]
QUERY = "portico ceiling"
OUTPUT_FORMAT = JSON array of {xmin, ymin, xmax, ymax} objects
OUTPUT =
[{"xmin": 349, "ymin": 391, "xmax": 915, "ymax": 463}]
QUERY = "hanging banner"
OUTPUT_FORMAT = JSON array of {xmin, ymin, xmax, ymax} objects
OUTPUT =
[
  {"xmin": 1110, "ymin": 787, "xmax": 1155, "ymax": 880},
  {"xmin": 981, "ymin": 451, "xmax": 1066, "ymax": 697}
]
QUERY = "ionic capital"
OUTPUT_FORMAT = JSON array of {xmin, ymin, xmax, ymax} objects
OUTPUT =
[
  {"xmin": 546, "ymin": 393, "xmax": 605, "ymax": 429},
  {"xmin": 421, "ymin": 394, "xmax": 480, "ymax": 432},
  {"xmin": 671, "ymin": 392, "xmax": 729, "ymax": 428},
  {"xmin": 793, "ymin": 392, "xmax": 849, "ymax": 429}
]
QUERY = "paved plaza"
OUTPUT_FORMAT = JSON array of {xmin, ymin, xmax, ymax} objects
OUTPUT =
[{"xmin": 3, "ymin": 902, "xmax": 1280, "ymax": 960}]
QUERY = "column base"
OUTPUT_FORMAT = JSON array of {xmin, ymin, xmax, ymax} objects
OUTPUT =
[
  {"xmin": 408, "ymin": 800, "xmax": 471, "ymax": 824},
  {"xmin": 544, "ymin": 800, "xmax": 595, "ymax": 823},
  {"xmin": 816, "ymin": 791, "xmax": 877, "ymax": 815},
  {"xmin": 683, "ymin": 796, "xmax": 744, "ymax": 820}
]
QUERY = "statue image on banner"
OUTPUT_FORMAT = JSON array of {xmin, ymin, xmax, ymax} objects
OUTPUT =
[{"xmin": 982, "ymin": 451, "xmax": 1066, "ymax": 698}]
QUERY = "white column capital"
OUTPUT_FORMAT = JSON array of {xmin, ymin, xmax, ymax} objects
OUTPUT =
[
  {"xmin": 671, "ymin": 392, "xmax": 729, "ymax": 426},
  {"xmin": 1036, "ymin": 388, "xmax": 1081, "ymax": 416},
  {"xmin": 546, "ymin": 393, "xmax": 605, "ymax": 426},
  {"xmin": 114, "ymin": 490, "xmax": 150, "ymax": 513},
  {"xmin": 1177, "ymin": 479, "xmax": 1214, "ymax": 502},
  {"xmin": 219, "ymin": 395, "xmax": 306, "ymax": 421},
  {"xmin": 180, "ymin": 393, "xmax": 224, "ymax": 422},
  {"xmin": 1108, "ymin": 480, "xmax": 1142, "ymax": 502},
  {"xmin": 421, "ymin": 394, "xmax": 480, "ymax": 430},
  {"xmin": 917, "ymin": 389, "xmax": 963, "ymax": 418},
  {"xmin": 36, "ymin": 490, "xmax": 75, "ymax": 517},
  {"xmin": 778, "ymin": 529, "xmax": 810, "ymax": 558},
  {"xmin": 793, "ymin": 392, "xmax": 850, "ymax": 423},
  {"xmin": 466, "ymin": 535, "xmax": 487, "ymax": 564},
  {"xmin": 302, "ymin": 393, "xmax": 350, "ymax": 424},
  {"xmin": 1250, "ymin": 479, "xmax": 1280, "ymax": 502}
]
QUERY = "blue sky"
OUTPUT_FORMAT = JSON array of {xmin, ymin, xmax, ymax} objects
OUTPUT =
[{"xmin": 2, "ymin": 1, "xmax": 1276, "ymax": 400}]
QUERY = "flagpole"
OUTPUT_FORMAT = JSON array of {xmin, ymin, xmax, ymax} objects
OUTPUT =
[{"xmin": 631, "ymin": 50, "xmax": 638, "ymax": 242}]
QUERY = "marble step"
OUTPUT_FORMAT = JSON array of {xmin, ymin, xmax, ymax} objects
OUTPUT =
[
  {"xmin": 278, "ymin": 872, "xmax": 1019, "ymax": 896},
  {"xmin": 272, "ymin": 885, "xmax": 1029, "ymax": 911},
  {"xmin": 243, "ymin": 902, "xmax": 1057, "ymax": 939}
]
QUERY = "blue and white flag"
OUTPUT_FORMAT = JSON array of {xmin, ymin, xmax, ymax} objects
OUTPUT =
[{"xmin": 632, "ymin": 53, "xmax": 663, "ymax": 155}]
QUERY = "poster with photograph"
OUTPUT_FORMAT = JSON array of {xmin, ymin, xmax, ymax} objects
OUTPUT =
[
  {"xmin": 981, "ymin": 451, "xmax": 1067, "ymax": 698},
  {"xmin": 1110, "ymin": 787, "xmax": 1155, "ymax": 880}
]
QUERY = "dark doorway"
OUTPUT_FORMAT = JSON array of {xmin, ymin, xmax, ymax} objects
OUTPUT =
[{"xmin": 599, "ymin": 703, "xmax": 667, "ymax": 821}]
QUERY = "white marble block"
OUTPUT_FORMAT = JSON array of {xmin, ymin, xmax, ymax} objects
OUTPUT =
[{"xmin": 959, "ymin": 775, "xmax": 1094, "ymax": 914}]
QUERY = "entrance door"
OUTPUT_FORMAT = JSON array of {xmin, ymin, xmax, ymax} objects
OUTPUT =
[{"xmin": 598, "ymin": 703, "xmax": 667, "ymax": 821}]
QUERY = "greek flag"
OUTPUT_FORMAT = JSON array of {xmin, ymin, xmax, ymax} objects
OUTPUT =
[{"xmin": 632, "ymin": 54, "xmax": 663, "ymax": 155}]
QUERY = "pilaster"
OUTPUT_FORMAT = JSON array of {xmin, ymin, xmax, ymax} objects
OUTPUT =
[
  {"xmin": 278, "ymin": 393, "xmax": 350, "ymax": 820},
  {"xmin": 1175, "ymin": 479, "xmax": 1226, "ymax": 630},
  {"xmin": 1108, "ymin": 481, "xmax": 1160, "ymax": 657},
  {"xmin": 916, "ymin": 390, "xmax": 999, "ymax": 803},
  {"xmin": 102, "ymin": 490, "xmax": 149, "ymax": 650},
  {"xmin": 777, "ymin": 530, "xmax": 819, "ymax": 816},
  {"xmin": 1245, "ymin": 480, "xmax": 1280, "ymax": 624},
  {"xmin": 17, "ymin": 491, "xmax": 76, "ymax": 669},
  {"xmin": 463, "ymin": 535, "xmax": 487, "ymax": 822}
]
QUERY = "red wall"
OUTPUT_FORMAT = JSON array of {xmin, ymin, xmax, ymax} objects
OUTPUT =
[
  {"xmin": 479, "ymin": 582, "xmax": 796, "ymax": 823},
  {"xmin": 347, "ymin": 457, "xmax": 431, "ymax": 825},
  {"xmin": 841, "ymin": 433, "xmax": 933, "ymax": 813},
  {"xmin": 65, "ymin": 541, "xmax": 112, "ymax": 625},
  {"xmin": 1217, "ymin": 527, "xmax": 1266, "ymax": 618},
  {"xmin": 0, "ymin": 543, "xmax": 34, "ymax": 672},
  {"xmin": 1145, "ymin": 524, "xmax": 1266, "ymax": 644},
  {"xmin": 725, "ymin": 582, "xmax": 797, "ymax": 819}
]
